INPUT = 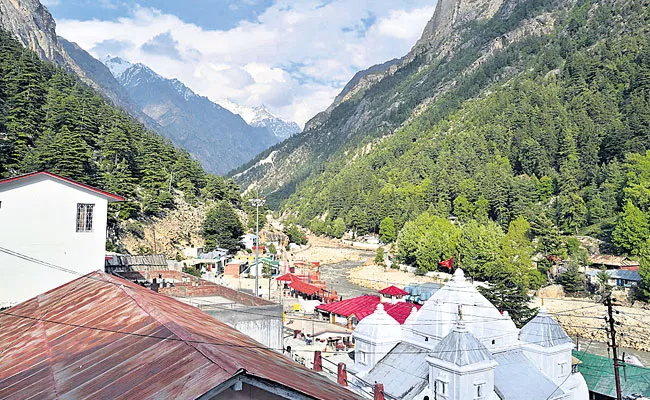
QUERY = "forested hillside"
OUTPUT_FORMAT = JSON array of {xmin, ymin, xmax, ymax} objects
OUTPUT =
[
  {"xmin": 0, "ymin": 31, "xmax": 241, "ymax": 237},
  {"xmin": 280, "ymin": 0, "xmax": 650, "ymax": 295}
]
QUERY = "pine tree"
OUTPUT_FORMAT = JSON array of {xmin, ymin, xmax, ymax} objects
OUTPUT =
[
  {"xmin": 559, "ymin": 261, "xmax": 584, "ymax": 294},
  {"xmin": 202, "ymin": 201, "xmax": 244, "ymax": 253},
  {"xmin": 379, "ymin": 217, "xmax": 396, "ymax": 243},
  {"xmin": 612, "ymin": 201, "xmax": 649, "ymax": 255}
]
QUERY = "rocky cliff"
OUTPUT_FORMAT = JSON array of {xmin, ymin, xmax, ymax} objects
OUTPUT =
[
  {"xmin": 0, "ymin": 0, "xmax": 156, "ymax": 125},
  {"xmin": 231, "ymin": 0, "xmax": 540, "ymax": 205}
]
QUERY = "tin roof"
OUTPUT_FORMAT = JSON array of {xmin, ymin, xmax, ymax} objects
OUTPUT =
[
  {"xmin": 519, "ymin": 308, "xmax": 573, "ymax": 348},
  {"xmin": 430, "ymin": 322, "xmax": 494, "ymax": 367},
  {"xmin": 587, "ymin": 269, "xmax": 641, "ymax": 281},
  {"xmin": 0, "ymin": 171, "xmax": 124, "ymax": 202},
  {"xmin": 316, "ymin": 295, "xmax": 421, "ymax": 324},
  {"xmin": 588, "ymin": 254, "xmax": 639, "ymax": 267},
  {"xmin": 494, "ymin": 350, "xmax": 563, "ymax": 399},
  {"xmin": 360, "ymin": 342, "xmax": 429, "ymax": 400},
  {"xmin": 289, "ymin": 279, "xmax": 324, "ymax": 296},
  {"xmin": 573, "ymin": 350, "xmax": 650, "ymax": 397},
  {"xmin": 0, "ymin": 271, "xmax": 360, "ymax": 400},
  {"xmin": 378, "ymin": 285, "xmax": 408, "ymax": 296}
]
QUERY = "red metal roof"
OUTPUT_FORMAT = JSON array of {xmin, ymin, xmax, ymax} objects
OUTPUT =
[
  {"xmin": 378, "ymin": 285, "xmax": 409, "ymax": 296},
  {"xmin": 316, "ymin": 295, "xmax": 421, "ymax": 324},
  {"xmin": 276, "ymin": 273, "xmax": 298, "ymax": 282},
  {"xmin": 0, "ymin": 171, "xmax": 124, "ymax": 201},
  {"xmin": 0, "ymin": 271, "xmax": 359, "ymax": 400},
  {"xmin": 288, "ymin": 279, "xmax": 323, "ymax": 296}
]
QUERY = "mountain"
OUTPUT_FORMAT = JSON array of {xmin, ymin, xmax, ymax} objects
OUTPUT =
[
  {"xmin": 0, "ymin": 0, "xmax": 283, "ymax": 175},
  {"xmin": 233, "ymin": 0, "xmax": 650, "ymax": 255},
  {"xmin": 0, "ymin": 0, "xmax": 147, "ymax": 122},
  {"xmin": 231, "ymin": 0, "xmax": 519, "ymax": 199},
  {"xmin": 220, "ymin": 100, "xmax": 301, "ymax": 141},
  {"xmin": 110, "ymin": 62, "xmax": 278, "ymax": 175},
  {"xmin": 0, "ymin": 29, "xmax": 242, "ymax": 224}
]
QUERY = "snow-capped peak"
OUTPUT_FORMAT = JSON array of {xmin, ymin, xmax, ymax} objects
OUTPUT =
[
  {"xmin": 101, "ymin": 55, "xmax": 132, "ymax": 79},
  {"xmin": 218, "ymin": 100, "xmax": 301, "ymax": 140}
]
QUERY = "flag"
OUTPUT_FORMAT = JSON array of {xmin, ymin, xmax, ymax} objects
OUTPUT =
[{"xmin": 439, "ymin": 257, "xmax": 454, "ymax": 271}]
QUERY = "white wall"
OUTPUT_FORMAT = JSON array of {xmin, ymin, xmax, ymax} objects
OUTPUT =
[
  {"xmin": 427, "ymin": 360, "xmax": 497, "ymax": 400},
  {"xmin": 0, "ymin": 176, "xmax": 109, "ymax": 307}
]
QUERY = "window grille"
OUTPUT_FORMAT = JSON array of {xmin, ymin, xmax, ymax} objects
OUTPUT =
[{"xmin": 76, "ymin": 204, "xmax": 94, "ymax": 232}]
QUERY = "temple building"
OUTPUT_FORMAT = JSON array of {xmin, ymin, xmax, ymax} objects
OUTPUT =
[{"xmin": 350, "ymin": 269, "xmax": 589, "ymax": 400}]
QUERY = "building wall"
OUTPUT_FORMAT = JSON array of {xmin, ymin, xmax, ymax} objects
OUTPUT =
[
  {"xmin": 204, "ymin": 304, "xmax": 284, "ymax": 350},
  {"xmin": 0, "ymin": 176, "xmax": 108, "ymax": 307}
]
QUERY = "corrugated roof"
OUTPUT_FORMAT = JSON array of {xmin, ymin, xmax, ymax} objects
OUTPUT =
[
  {"xmin": 289, "ymin": 279, "xmax": 323, "ymax": 296},
  {"xmin": 316, "ymin": 296, "xmax": 421, "ymax": 324},
  {"xmin": 587, "ymin": 269, "xmax": 641, "ymax": 281},
  {"xmin": 430, "ymin": 322, "xmax": 494, "ymax": 367},
  {"xmin": 519, "ymin": 308, "xmax": 573, "ymax": 348},
  {"xmin": 0, "ymin": 271, "xmax": 360, "ymax": 400},
  {"xmin": 588, "ymin": 255, "xmax": 639, "ymax": 267},
  {"xmin": 0, "ymin": 171, "xmax": 124, "ymax": 201},
  {"xmin": 360, "ymin": 342, "xmax": 429, "ymax": 400},
  {"xmin": 378, "ymin": 285, "xmax": 408, "ymax": 296},
  {"xmin": 573, "ymin": 350, "xmax": 650, "ymax": 398},
  {"xmin": 494, "ymin": 350, "xmax": 563, "ymax": 400}
]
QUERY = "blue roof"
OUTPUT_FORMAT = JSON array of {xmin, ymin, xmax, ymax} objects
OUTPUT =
[{"xmin": 587, "ymin": 269, "xmax": 641, "ymax": 281}]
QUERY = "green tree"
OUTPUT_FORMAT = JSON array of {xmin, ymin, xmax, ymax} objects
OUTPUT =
[
  {"xmin": 457, "ymin": 220, "xmax": 503, "ymax": 280},
  {"xmin": 636, "ymin": 240, "xmax": 650, "ymax": 300},
  {"xmin": 202, "ymin": 201, "xmax": 244, "ymax": 253},
  {"xmin": 558, "ymin": 261, "xmax": 584, "ymax": 294},
  {"xmin": 612, "ymin": 201, "xmax": 649, "ymax": 255},
  {"xmin": 478, "ymin": 267, "xmax": 537, "ymax": 328},
  {"xmin": 453, "ymin": 195, "xmax": 475, "ymax": 223},
  {"xmin": 379, "ymin": 217, "xmax": 397, "ymax": 243},
  {"xmin": 330, "ymin": 217, "xmax": 346, "ymax": 238},
  {"xmin": 284, "ymin": 223, "xmax": 307, "ymax": 245},
  {"xmin": 595, "ymin": 266, "xmax": 612, "ymax": 297},
  {"xmin": 375, "ymin": 247, "xmax": 385, "ymax": 265}
]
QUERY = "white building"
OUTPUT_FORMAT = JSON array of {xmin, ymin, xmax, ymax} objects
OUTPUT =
[
  {"xmin": 0, "ymin": 171, "xmax": 123, "ymax": 307},
  {"xmin": 351, "ymin": 269, "xmax": 589, "ymax": 400},
  {"xmin": 240, "ymin": 233, "xmax": 258, "ymax": 249}
]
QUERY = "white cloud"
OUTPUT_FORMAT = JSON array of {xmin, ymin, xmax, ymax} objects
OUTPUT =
[{"xmin": 57, "ymin": 1, "xmax": 436, "ymax": 126}]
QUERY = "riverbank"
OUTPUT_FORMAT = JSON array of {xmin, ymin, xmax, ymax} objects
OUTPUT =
[{"xmin": 348, "ymin": 263, "xmax": 452, "ymax": 290}]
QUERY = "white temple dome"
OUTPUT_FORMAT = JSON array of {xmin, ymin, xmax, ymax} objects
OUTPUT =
[
  {"xmin": 353, "ymin": 303, "xmax": 402, "ymax": 343},
  {"xmin": 519, "ymin": 307, "xmax": 573, "ymax": 348},
  {"xmin": 404, "ymin": 268, "xmax": 519, "ymax": 350},
  {"xmin": 430, "ymin": 321, "xmax": 494, "ymax": 367}
]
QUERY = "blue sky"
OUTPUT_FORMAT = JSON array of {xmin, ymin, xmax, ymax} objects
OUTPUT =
[{"xmin": 48, "ymin": 1, "xmax": 436, "ymax": 125}]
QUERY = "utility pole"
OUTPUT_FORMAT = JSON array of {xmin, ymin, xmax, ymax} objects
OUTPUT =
[
  {"xmin": 250, "ymin": 197, "xmax": 265, "ymax": 297},
  {"xmin": 605, "ymin": 295, "xmax": 623, "ymax": 400}
]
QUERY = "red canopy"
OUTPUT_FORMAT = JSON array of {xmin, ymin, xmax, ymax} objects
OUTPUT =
[
  {"xmin": 276, "ymin": 273, "xmax": 297, "ymax": 282},
  {"xmin": 378, "ymin": 285, "xmax": 408, "ymax": 296}
]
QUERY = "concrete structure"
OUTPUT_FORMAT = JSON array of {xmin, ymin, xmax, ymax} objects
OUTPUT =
[
  {"xmin": 0, "ymin": 271, "xmax": 360, "ymax": 399},
  {"xmin": 0, "ymin": 171, "xmax": 123, "ymax": 307},
  {"xmin": 350, "ymin": 269, "xmax": 589, "ymax": 400}
]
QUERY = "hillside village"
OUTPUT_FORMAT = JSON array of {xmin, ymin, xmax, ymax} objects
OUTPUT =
[{"xmin": 2, "ymin": 0, "xmax": 650, "ymax": 399}]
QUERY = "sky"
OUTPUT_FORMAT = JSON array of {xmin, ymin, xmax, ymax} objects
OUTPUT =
[{"xmin": 45, "ymin": 0, "xmax": 436, "ymax": 126}]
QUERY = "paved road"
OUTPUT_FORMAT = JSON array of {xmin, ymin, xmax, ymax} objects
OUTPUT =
[{"xmin": 320, "ymin": 260, "xmax": 373, "ymax": 300}]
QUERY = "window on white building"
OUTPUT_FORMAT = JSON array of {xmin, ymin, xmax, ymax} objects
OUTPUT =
[
  {"xmin": 436, "ymin": 380, "xmax": 448, "ymax": 398},
  {"xmin": 76, "ymin": 204, "xmax": 94, "ymax": 232},
  {"xmin": 558, "ymin": 361, "xmax": 568, "ymax": 377},
  {"xmin": 475, "ymin": 383, "xmax": 485, "ymax": 399},
  {"xmin": 359, "ymin": 351, "xmax": 367, "ymax": 365}
]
